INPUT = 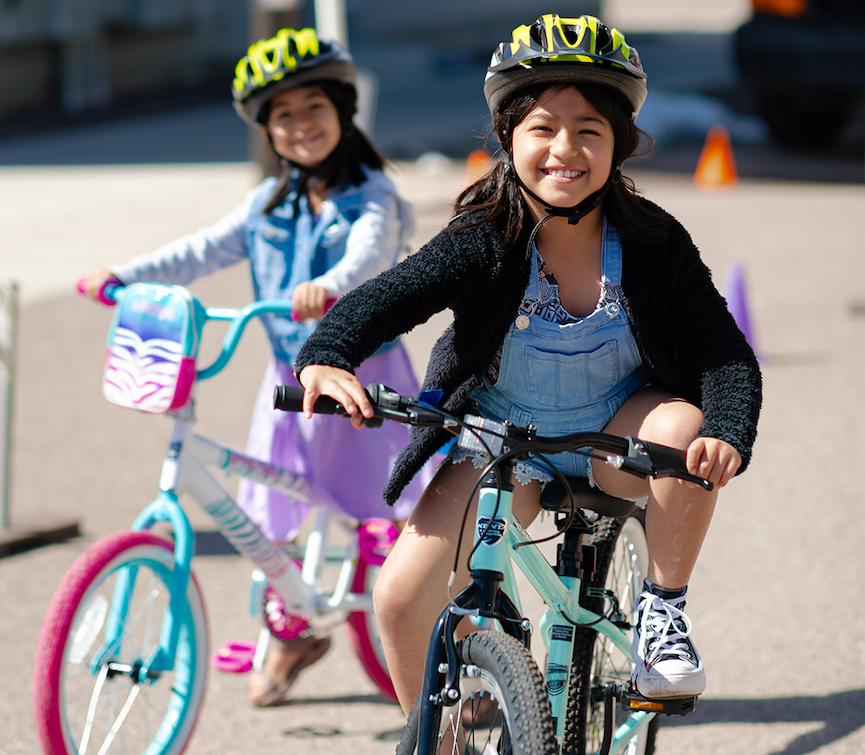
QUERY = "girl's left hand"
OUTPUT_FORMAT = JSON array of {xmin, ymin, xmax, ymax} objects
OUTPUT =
[
  {"xmin": 686, "ymin": 437, "xmax": 742, "ymax": 489},
  {"xmin": 292, "ymin": 282, "xmax": 332, "ymax": 321}
]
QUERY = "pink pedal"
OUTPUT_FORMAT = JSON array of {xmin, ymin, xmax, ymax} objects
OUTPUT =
[{"xmin": 210, "ymin": 639, "xmax": 257, "ymax": 673}]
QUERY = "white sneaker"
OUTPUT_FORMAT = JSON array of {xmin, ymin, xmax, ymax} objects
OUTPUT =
[{"xmin": 631, "ymin": 588, "xmax": 706, "ymax": 700}]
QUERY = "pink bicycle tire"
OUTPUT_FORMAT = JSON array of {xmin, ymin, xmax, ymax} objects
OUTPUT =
[
  {"xmin": 33, "ymin": 530, "xmax": 209, "ymax": 755},
  {"xmin": 345, "ymin": 557, "xmax": 398, "ymax": 703}
]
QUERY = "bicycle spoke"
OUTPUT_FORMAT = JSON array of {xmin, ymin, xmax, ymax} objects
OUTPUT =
[
  {"xmin": 35, "ymin": 533, "xmax": 208, "ymax": 755},
  {"xmin": 79, "ymin": 662, "xmax": 110, "ymax": 754},
  {"xmin": 397, "ymin": 633, "xmax": 555, "ymax": 755},
  {"xmin": 95, "ymin": 682, "xmax": 141, "ymax": 755}
]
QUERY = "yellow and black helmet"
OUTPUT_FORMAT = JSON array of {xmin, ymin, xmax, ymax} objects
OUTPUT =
[
  {"xmin": 232, "ymin": 28, "xmax": 356, "ymax": 125},
  {"xmin": 483, "ymin": 14, "xmax": 647, "ymax": 120}
]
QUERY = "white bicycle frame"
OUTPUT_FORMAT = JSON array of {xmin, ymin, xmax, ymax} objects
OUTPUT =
[{"xmin": 108, "ymin": 395, "xmax": 371, "ymax": 679}]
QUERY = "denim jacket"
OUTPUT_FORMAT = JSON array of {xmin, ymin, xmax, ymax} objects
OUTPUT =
[{"xmin": 112, "ymin": 167, "xmax": 414, "ymax": 363}]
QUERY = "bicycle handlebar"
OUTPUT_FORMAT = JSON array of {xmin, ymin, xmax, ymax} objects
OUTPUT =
[
  {"xmin": 76, "ymin": 278, "xmax": 337, "ymax": 382},
  {"xmin": 273, "ymin": 383, "xmax": 447, "ymax": 429},
  {"xmin": 273, "ymin": 383, "xmax": 713, "ymax": 491}
]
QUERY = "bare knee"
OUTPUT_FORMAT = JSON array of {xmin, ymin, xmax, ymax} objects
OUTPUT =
[
  {"xmin": 372, "ymin": 559, "xmax": 411, "ymax": 634},
  {"xmin": 641, "ymin": 396, "xmax": 704, "ymax": 450}
]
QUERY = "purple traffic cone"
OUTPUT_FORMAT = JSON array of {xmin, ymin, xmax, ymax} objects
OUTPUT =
[{"xmin": 725, "ymin": 260, "xmax": 760, "ymax": 360}]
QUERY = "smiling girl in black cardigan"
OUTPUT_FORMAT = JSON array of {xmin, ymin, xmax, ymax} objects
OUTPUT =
[{"xmin": 295, "ymin": 14, "xmax": 761, "ymax": 712}]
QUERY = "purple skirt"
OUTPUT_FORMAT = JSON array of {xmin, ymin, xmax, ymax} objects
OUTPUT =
[{"xmin": 237, "ymin": 344, "xmax": 433, "ymax": 542}]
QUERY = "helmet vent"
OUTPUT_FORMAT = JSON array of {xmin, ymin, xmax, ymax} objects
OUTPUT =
[
  {"xmin": 596, "ymin": 25, "xmax": 613, "ymax": 53},
  {"xmin": 530, "ymin": 20, "xmax": 546, "ymax": 48},
  {"xmin": 560, "ymin": 22, "xmax": 581, "ymax": 47}
]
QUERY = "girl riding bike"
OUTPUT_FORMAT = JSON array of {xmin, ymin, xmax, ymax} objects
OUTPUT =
[
  {"xmin": 81, "ymin": 26, "xmax": 431, "ymax": 708},
  {"xmin": 295, "ymin": 12, "xmax": 762, "ymax": 719}
]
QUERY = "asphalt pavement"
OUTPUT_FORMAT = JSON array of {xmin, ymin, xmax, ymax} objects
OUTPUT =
[{"xmin": 2, "ymin": 9, "xmax": 865, "ymax": 755}]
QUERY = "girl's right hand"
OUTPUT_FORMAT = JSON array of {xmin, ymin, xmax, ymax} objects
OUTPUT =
[
  {"xmin": 81, "ymin": 267, "xmax": 118, "ymax": 301},
  {"xmin": 291, "ymin": 282, "xmax": 333, "ymax": 322},
  {"xmin": 297, "ymin": 365, "xmax": 374, "ymax": 429}
]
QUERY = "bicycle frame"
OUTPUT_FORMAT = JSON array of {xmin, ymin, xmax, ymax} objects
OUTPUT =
[
  {"xmin": 422, "ymin": 458, "xmax": 653, "ymax": 755},
  {"xmin": 503, "ymin": 500, "xmax": 654, "ymax": 754}
]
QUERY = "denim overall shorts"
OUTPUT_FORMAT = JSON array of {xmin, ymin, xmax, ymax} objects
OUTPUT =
[{"xmin": 469, "ymin": 222, "xmax": 649, "ymax": 482}]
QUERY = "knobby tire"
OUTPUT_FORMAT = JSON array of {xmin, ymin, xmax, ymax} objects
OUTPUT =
[{"xmin": 396, "ymin": 630, "xmax": 557, "ymax": 755}]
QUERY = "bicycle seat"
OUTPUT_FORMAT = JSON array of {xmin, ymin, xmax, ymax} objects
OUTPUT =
[{"xmin": 539, "ymin": 476, "xmax": 639, "ymax": 519}]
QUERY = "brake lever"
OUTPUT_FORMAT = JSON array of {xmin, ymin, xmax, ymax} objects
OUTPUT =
[
  {"xmin": 364, "ymin": 383, "xmax": 452, "ymax": 429},
  {"xmin": 610, "ymin": 437, "xmax": 713, "ymax": 492},
  {"xmin": 653, "ymin": 468, "xmax": 714, "ymax": 491},
  {"xmin": 364, "ymin": 383, "xmax": 410, "ymax": 427}
]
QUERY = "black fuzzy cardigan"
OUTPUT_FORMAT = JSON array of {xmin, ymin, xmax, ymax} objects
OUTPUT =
[{"xmin": 296, "ymin": 198, "xmax": 762, "ymax": 505}]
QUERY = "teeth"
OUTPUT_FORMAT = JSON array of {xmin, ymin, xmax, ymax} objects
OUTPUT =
[{"xmin": 546, "ymin": 169, "xmax": 582, "ymax": 178}]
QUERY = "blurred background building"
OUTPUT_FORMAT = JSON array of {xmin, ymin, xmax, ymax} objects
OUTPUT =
[
  {"xmin": 0, "ymin": 0, "xmax": 860, "ymax": 158},
  {"xmin": 0, "ymin": 0, "xmax": 600, "ymax": 130},
  {"xmin": 0, "ymin": 0, "xmax": 248, "ymax": 120}
]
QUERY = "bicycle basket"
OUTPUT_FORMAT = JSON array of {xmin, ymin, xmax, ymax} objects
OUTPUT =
[{"xmin": 102, "ymin": 283, "xmax": 205, "ymax": 413}]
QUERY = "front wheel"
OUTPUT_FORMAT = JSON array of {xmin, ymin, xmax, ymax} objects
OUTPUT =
[
  {"xmin": 33, "ymin": 531, "xmax": 209, "ymax": 755},
  {"xmin": 564, "ymin": 512, "xmax": 658, "ymax": 755},
  {"xmin": 396, "ymin": 630, "xmax": 557, "ymax": 755}
]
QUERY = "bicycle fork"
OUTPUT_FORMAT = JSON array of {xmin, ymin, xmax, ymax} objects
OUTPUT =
[{"xmin": 416, "ymin": 471, "xmax": 530, "ymax": 753}]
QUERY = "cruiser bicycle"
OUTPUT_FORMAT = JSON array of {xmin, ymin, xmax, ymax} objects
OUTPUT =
[{"xmin": 32, "ymin": 282, "xmax": 397, "ymax": 755}]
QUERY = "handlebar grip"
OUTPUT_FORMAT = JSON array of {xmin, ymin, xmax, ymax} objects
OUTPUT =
[
  {"xmin": 641, "ymin": 440, "xmax": 687, "ymax": 470},
  {"xmin": 273, "ymin": 385, "xmax": 346, "ymax": 416},
  {"xmin": 641, "ymin": 440, "xmax": 714, "ymax": 491},
  {"xmin": 76, "ymin": 276, "xmax": 121, "ymax": 306},
  {"xmin": 290, "ymin": 298, "xmax": 338, "ymax": 323}
]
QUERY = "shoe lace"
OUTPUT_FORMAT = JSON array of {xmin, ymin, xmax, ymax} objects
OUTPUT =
[{"xmin": 637, "ymin": 591, "xmax": 696, "ymax": 668}]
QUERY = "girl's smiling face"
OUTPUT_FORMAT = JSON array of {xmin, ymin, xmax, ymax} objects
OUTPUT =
[
  {"xmin": 511, "ymin": 85, "xmax": 615, "ymax": 218},
  {"xmin": 264, "ymin": 86, "xmax": 342, "ymax": 169}
]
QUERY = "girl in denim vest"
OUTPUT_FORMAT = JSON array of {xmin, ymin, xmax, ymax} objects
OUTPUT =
[
  {"xmin": 296, "ymin": 14, "xmax": 762, "ymax": 714},
  {"xmin": 82, "ymin": 27, "xmax": 431, "ymax": 707}
]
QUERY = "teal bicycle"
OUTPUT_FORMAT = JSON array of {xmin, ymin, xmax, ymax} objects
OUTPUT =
[
  {"xmin": 274, "ymin": 383, "xmax": 711, "ymax": 755},
  {"xmin": 32, "ymin": 282, "xmax": 397, "ymax": 755}
]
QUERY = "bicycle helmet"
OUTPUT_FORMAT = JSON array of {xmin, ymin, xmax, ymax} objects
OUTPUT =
[
  {"xmin": 483, "ymin": 15, "xmax": 647, "ymax": 228},
  {"xmin": 232, "ymin": 27, "xmax": 356, "ymax": 125},
  {"xmin": 484, "ymin": 14, "xmax": 647, "ymax": 120}
]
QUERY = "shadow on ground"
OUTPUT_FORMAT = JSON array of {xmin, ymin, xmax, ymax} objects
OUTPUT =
[{"xmin": 665, "ymin": 688, "xmax": 865, "ymax": 755}]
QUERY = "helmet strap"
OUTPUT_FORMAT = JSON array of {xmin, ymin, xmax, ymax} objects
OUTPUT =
[
  {"xmin": 504, "ymin": 152, "xmax": 622, "ymax": 262},
  {"xmin": 507, "ymin": 156, "xmax": 621, "ymax": 226}
]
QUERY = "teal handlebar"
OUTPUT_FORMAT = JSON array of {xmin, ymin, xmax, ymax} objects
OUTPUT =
[
  {"xmin": 196, "ymin": 301, "xmax": 294, "ymax": 380},
  {"xmin": 79, "ymin": 279, "xmax": 305, "ymax": 382}
]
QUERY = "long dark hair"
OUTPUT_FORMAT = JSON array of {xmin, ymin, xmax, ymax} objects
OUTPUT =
[
  {"xmin": 261, "ymin": 80, "xmax": 386, "ymax": 214},
  {"xmin": 450, "ymin": 83, "xmax": 662, "ymax": 251}
]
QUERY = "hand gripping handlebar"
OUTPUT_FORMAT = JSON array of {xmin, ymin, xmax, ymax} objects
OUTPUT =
[{"xmin": 274, "ymin": 383, "xmax": 714, "ymax": 491}]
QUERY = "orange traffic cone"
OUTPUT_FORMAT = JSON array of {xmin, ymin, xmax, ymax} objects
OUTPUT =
[
  {"xmin": 694, "ymin": 125, "xmax": 737, "ymax": 190},
  {"xmin": 463, "ymin": 149, "xmax": 491, "ymax": 188}
]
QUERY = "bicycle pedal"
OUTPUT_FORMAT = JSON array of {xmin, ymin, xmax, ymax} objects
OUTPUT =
[{"xmin": 619, "ymin": 686, "xmax": 698, "ymax": 717}]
